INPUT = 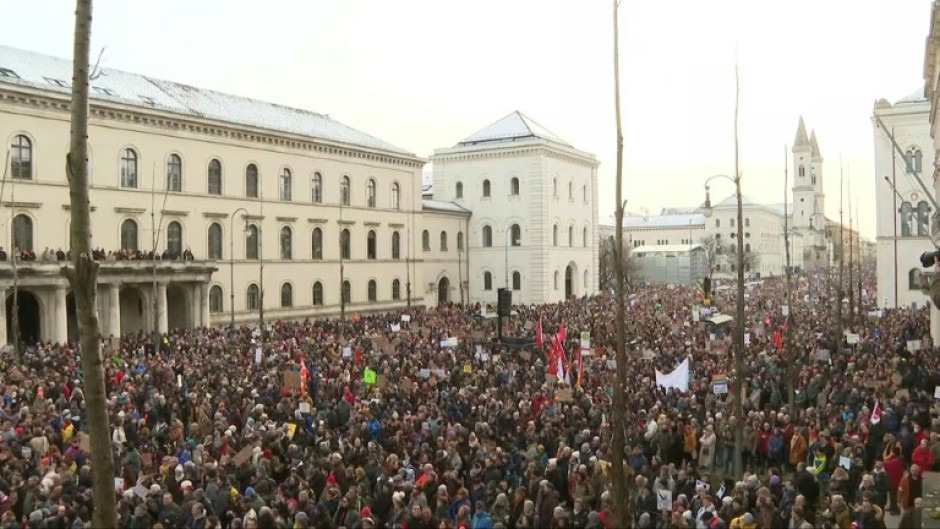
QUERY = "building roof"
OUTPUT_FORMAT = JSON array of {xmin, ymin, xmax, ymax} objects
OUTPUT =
[
  {"xmin": 810, "ymin": 130, "xmax": 821, "ymax": 157},
  {"xmin": 711, "ymin": 193, "xmax": 762, "ymax": 208},
  {"xmin": 633, "ymin": 244, "xmax": 703, "ymax": 254},
  {"xmin": 621, "ymin": 213, "xmax": 705, "ymax": 229},
  {"xmin": 794, "ymin": 116, "xmax": 809, "ymax": 147},
  {"xmin": 0, "ymin": 45, "xmax": 413, "ymax": 157},
  {"xmin": 896, "ymin": 87, "xmax": 927, "ymax": 103},
  {"xmin": 422, "ymin": 199, "xmax": 470, "ymax": 215},
  {"xmin": 456, "ymin": 111, "xmax": 571, "ymax": 147}
]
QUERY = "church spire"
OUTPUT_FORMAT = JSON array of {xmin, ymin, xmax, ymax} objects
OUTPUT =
[
  {"xmin": 794, "ymin": 116, "xmax": 810, "ymax": 147},
  {"xmin": 810, "ymin": 130, "xmax": 821, "ymax": 158}
]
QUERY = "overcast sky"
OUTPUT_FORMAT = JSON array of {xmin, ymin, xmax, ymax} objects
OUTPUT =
[{"xmin": 0, "ymin": 0, "xmax": 932, "ymax": 238}]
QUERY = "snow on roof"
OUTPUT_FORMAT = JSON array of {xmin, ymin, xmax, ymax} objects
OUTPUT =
[
  {"xmin": 621, "ymin": 213, "xmax": 705, "ymax": 229},
  {"xmin": 422, "ymin": 199, "xmax": 470, "ymax": 215},
  {"xmin": 632, "ymin": 244, "xmax": 703, "ymax": 254},
  {"xmin": 456, "ymin": 111, "xmax": 571, "ymax": 147},
  {"xmin": 896, "ymin": 87, "xmax": 927, "ymax": 104},
  {"xmin": 0, "ymin": 45, "xmax": 413, "ymax": 156}
]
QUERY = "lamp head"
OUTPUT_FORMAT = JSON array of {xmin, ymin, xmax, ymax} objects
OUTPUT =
[
  {"xmin": 243, "ymin": 227, "xmax": 252, "ymax": 238},
  {"xmin": 702, "ymin": 186, "xmax": 713, "ymax": 219}
]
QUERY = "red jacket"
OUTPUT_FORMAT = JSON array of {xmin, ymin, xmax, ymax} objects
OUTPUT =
[
  {"xmin": 913, "ymin": 445, "xmax": 934, "ymax": 471},
  {"xmin": 884, "ymin": 455, "xmax": 905, "ymax": 489}
]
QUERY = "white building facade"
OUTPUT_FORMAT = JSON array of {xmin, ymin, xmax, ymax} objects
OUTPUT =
[
  {"xmin": 0, "ymin": 45, "xmax": 473, "ymax": 345},
  {"xmin": 871, "ymin": 91, "xmax": 934, "ymax": 310},
  {"xmin": 430, "ymin": 112, "xmax": 599, "ymax": 304}
]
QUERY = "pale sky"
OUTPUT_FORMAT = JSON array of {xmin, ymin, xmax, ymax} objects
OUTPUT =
[{"xmin": 0, "ymin": 0, "xmax": 933, "ymax": 238}]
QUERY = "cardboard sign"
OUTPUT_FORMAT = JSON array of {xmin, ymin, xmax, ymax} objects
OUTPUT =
[
  {"xmin": 471, "ymin": 330, "xmax": 486, "ymax": 342},
  {"xmin": 519, "ymin": 351, "xmax": 532, "ymax": 361},
  {"xmin": 232, "ymin": 444, "xmax": 255, "ymax": 467},
  {"xmin": 298, "ymin": 402, "xmax": 311, "ymax": 414},
  {"xmin": 376, "ymin": 374, "xmax": 387, "ymax": 388},
  {"xmin": 908, "ymin": 340, "xmax": 922, "ymax": 352},
  {"xmin": 556, "ymin": 389, "xmax": 573, "ymax": 402},
  {"xmin": 401, "ymin": 315, "xmax": 411, "ymax": 322},
  {"xmin": 846, "ymin": 333, "xmax": 860, "ymax": 345},
  {"xmin": 546, "ymin": 374, "xmax": 557, "ymax": 385},
  {"xmin": 283, "ymin": 371, "xmax": 301, "ymax": 390},
  {"xmin": 79, "ymin": 432, "xmax": 91, "ymax": 452},
  {"xmin": 524, "ymin": 321, "xmax": 534, "ymax": 331},
  {"xmin": 363, "ymin": 369, "xmax": 377, "ymax": 385},
  {"xmin": 463, "ymin": 364, "xmax": 472, "ymax": 374}
]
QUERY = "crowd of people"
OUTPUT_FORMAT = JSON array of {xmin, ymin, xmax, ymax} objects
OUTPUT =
[
  {"xmin": 0, "ymin": 247, "xmax": 197, "ymax": 263},
  {"xmin": 0, "ymin": 266, "xmax": 935, "ymax": 529}
]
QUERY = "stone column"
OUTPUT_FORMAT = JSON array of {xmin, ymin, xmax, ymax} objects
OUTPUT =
[
  {"xmin": 157, "ymin": 282, "xmax": 168, "ymax": 334},
  {"xmin": 0, "ymin": 287, "xmax": 7, "ymax": 345},
  {"xmin": 55, "ymin": 285, "xmax": 67, "ymax": 345},
  {"xmin": 109, "ymin": 284, "xmax": 121, "ymax": 338},
  {"xmin": 201, "ymin": 283, "xmax": 211, "ymax": 328}
]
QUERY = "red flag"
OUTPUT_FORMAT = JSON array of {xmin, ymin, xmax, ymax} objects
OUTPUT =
[
  {"xmin": 558, "ymin": 325, "xmax": 567, "ymax": 345},
  {"xmin": 577, "ymin": 349, "xmax": 584, "ymax": 388},
  {"xmin": 536, "ymin": 317, "xmax": 543, "ymax": 348},
  {"xmin": 299, "ymin": 357, "xmax": 310, "ymax": 394},
  {"xmin": 774, "ymin": 330, "xmax": 783, "ymax": 351},
  {"xmin": 871, "ymin": 400, "xmax": 882, "ymax": 424},
  {"xmin": 354, "ymin": 348, "xmax": 364, "ymax": 364}
]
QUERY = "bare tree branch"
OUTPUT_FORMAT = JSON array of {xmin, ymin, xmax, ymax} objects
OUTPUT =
[{"xmin": 89, "ymin": 46, "xmax": 106, "ymax": 81}]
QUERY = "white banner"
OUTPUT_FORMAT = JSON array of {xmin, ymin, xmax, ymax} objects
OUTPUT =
[{"xmin": 655, "ymin": 358, "xmax": 690, "ymax": 393}]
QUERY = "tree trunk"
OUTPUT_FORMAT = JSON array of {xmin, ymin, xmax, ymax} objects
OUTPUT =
[
  {"xmin": 609, "ymin": 1, "xmax": 630, "ymax": 526},
  {"xmin": 63, "ymin": 1, "xmax": 118, "ymax": 527}
]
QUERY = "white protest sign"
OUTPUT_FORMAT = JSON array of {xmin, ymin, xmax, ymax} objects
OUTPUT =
[
  {"xmin": 401, "ymin": 315, "xmax": 411, "ymax": 323},
  {"xmin": 390, "ymin": 323, "xmax": 401, "ymax": 333},
  {"xmin": 656, "ymin": 489, "xmax": 672, "ymax": 511}
]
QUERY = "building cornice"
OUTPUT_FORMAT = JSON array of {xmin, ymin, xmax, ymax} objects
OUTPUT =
[
  {"xmin": 202, "ymin": 212, "xmax": 228, "ymax": 219},
  {"xmin": 4, "ymin": 201, "xmax": 41, "ymax": 209},
  {"xmin": 162, "ymin": 209, "xmax": 189, "ymax": 217},
  {"xmin": 0, "ymin": 86, "xmax": 427, "ymax": 169},
  {"xmin": 114, "ymin": 207, "xmax": 146, "ymax": 214},
  {"xmin": 433, "ymin": 143, "xmax": 599, "ymax": 168}
]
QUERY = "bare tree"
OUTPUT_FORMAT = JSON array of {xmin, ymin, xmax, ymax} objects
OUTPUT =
[
  {"xmin": 610, "ymin": 0, "xmax": 630, "ymax": 526},
  {"xmin": 700, "ymin": 234, "xmax": 722, "ymax": 279},
  {"xmin": 62, "ymin": 1, "xmax": 118, "ymax": 526},
  {"xmin": 599, "ymin": 234, "xmax": 638, "ymax": 289}
]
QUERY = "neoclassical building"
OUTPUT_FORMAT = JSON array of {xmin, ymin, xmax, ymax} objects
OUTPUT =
[
  {"xmin": 429, "ymin": 112, "xmax": 600, "ymax": 304},
  {"xmin": 0, "ymin": 45, "xmax": 595, "ymax": 345}
]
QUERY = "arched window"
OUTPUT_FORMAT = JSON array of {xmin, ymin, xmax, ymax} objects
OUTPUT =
[
  {"xmin": 483, "ymin": 271, "xmax": 493, "ymax": 290},
  {"xmin": 917, "ymin": 201, "xmax": 930, "ymax": 236},
  {"xmin": 367, "ymin": 230, "xmax": 377, "ymax": 259},
  {"xmin": 341, "ymin": 175, "xmax": 351, "ymax": 206},
  {"xmin": 367, "ymin": 179, "xmax": 376, "ymax": 208},
  {"xmin": 311, "ymin": 172, "xmax": 323, "ymax": 203},
  {"xmin": 510, "ymin": 224, "xmax": 521, "ymax": 246},
  {"xmin": 512, "ymin": 271, "xmax": 521, "ymax": 290},
  {"xmin": 392, "ymin": 231, "xmax": 401, "ymax": 259},
  {"xmin": 798, "ymin": 165, "xmax": 805, "ymax": 177},
  {"xmin": 568, "ymin": 181, "xmax": 573, "ymax": 199},
  {"xmin": 280, "ymin": 283, "xmax": 293, "ymax": 307},
  {"xmin": 340, "ymin": 228, "xmax": 351, "ymax": 259},
  {"xmin": 482, "ymin": 179, "xmax": 491, "ymax": 197},
  {"xmin": 120, "ymin": 148, "xmax": 138, "ymax": 188},
  {"xmin": 900, "ymin": 202, "xmax": 913, "ymax": 237},
  {"xmin": 246, "ymin": 225, "xmax": 259, "ymax": 259},
  {"xmin": 583, "ymin": 184, "xmax": 587, "ymax": 202},
  {"xmin": 245, "ymin": 163, "xmax": 259, "ymax": 198},
  {"xmin": 391, "ymin": 182, "xmax": 400, "ymax": 210},
  {"xmin": 716, "ymin": 219, "xmax": 720, "ymax": 228},
  {"xmin": 440, "ymin": 231, "xmax": 448, "ymax": 251},
  {"xmin": 368, "ymin": 280, "xmax": 377, "ymax": 302},
  {"xmin": 207, "ymin": 223, "xmax": 223, "ymax": 260},
  {"xmin": 392, "ymin": 279, "xmax": 401, "ymax": 300},
  {"xmin": 166, "ymin": 221, "xmax": 183, "ymax": 257},
  {"xmin": 455, "ymin": 182, "xmax": 463, "ymax": 199},
  {"xmin": 906, "ymin": 148, "xmax": 923, "ymax": 173},
  {"xmin": 482, "ymin": 226, "xmax": 493, "ymax": 247},
  {"xmin": 12, "ymin": 214, "xmax": 32, "ymax": 252},
  {"xmin": 209, "ymin": 285, "xmax": 223, "ymax": 313},
  {"xmin": 916, "ymin": 149, "xmax": 924, "ymax": 173},
  {"xmin": 510, "ymin": 177, "xmax": 520, "ymax": 195},
  {"xmin": 10, "ymin": 135, "xmax": 32, "ymax": 180},
  {"xmin": 166, "ymin": 154, "xmax": 182, "ymax": 191},
  {"xmin": 568, "ymin": 225, "xmax": 574, "ymax": 247},
  {"xmin": 246, "ymin": 284, "xmax": 260, "ymax": 310},
  {"xmin": 341, "ymin": 280, "xmax": 351, "ymax": 304},
  {"xmin": 910, "ymin": 268, "xmax": 924, "ymax": 290},
  {"xmin": 582, "ymin": 227, "xmax": 588, "ymax": 247},
  {"xmin": 311, "ymin": 227, "xmax": 323, "ymax": 260},
  {"xmin": 731, "ymin": 219, "xmax": 735, "ymax": 228},
  {"xmin": 457, "ymin": 232, "xmax": 464, "ymax": 251},
  {"xmin": 279, "ymin": 168, "xmax": 292, "ymax": 201},
  {"xmin": 552, "ymin": 224, "xmax": 559, "ymax": 246},
  {"xmin": 280, "ymin": 226, "xmax": 293, "ymax": 260},
  {"xmin": 745, "ymin": 243, "xmax": 751, "ymax": 253},
  {"xmin": 312, "ymin": 282, "xmax": 324, "ymax": 305},
  {"xmin": 207, "ymin": 159, "xmax": 222, "ymax": 195},
  {"xmin": 120, "ymin": 219, "xmax": 138, "ymax": 251},
  {"xmin": 422, "ymin": 230, "xmax": 431, "ymax": 251},
  {"xmin": 554, "ymin": 271, "xmax": 559, "ymax": 290},
  {"xmin": 553, "ymin": 177, "xmax": 558, "ymax": 196},
  {"xmin": 584, "ymin": 270, "xmax": 589, "ymax": 288}
]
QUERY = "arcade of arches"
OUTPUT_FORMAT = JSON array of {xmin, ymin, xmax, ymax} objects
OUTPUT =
[{"xmin": 0, "ymin": 261, "xmax": 216, "ymax": 345}]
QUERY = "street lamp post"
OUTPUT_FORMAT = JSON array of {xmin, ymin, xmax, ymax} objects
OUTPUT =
[
  {"xmin": 702, "ymin": 173, "xmax": 745, "ymax": 478},
  {"xmin": 228, "ymin": 207, "xmax": 251, "ymax": 331}
]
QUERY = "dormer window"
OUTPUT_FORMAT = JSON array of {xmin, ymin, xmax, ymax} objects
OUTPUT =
[
  {"xmin": 139, "ymin": 95, "xmax": 157, "ymax": 105},
  {"xmin": 92, "ymin": 86, "xmax": 117, "ymax": 96},
  {"xmin": 44, "ymin": 77, "xmax": 70, "ymax": 88},
  {"xmin": 0, "ymin": 67, "xmax": 18, "ymax": 78}
]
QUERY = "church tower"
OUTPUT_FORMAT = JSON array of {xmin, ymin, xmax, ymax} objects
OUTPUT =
[{"xmin": 791, "ymin": 117, "xmax": 825, "ymax": 230}]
